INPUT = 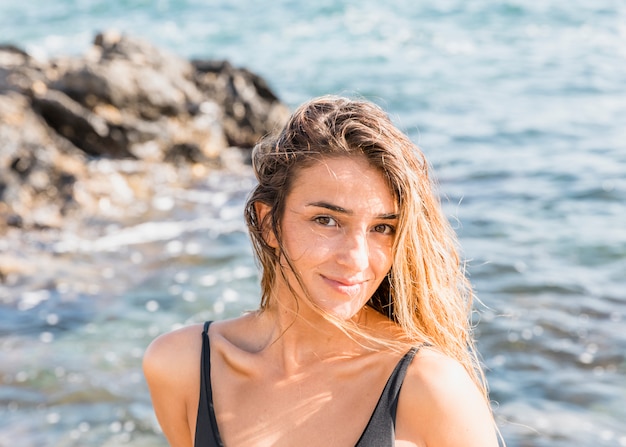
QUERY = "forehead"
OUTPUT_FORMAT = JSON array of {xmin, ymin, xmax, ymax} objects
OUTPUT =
[{"xmin": 288, "ymin": 156, "xmax": 397, "ymax": 212}]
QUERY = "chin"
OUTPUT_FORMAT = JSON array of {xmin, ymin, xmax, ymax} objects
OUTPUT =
[{"xmin": 320, "ymin": 301, "xmax": 367, "ymax": 321}]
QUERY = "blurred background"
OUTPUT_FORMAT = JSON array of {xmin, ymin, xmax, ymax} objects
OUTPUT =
[{"xmin": 1, "ymin": 1, "xmax": 625, "ymax": 446}]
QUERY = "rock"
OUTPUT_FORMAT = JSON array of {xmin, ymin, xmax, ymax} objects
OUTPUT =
[
  {"xmin": 0, "ymin": 31, "xmax": 289, "ymax": 233},
  {"xmin": 31, "ymin": 87, "xmax": 134, "ymax": 158},
  {"xmin": 0, "ymin": 91, "xmax": 87, "ymax": 230},
  {"xmin": 0, "ymin": 44, "xmax": 48, "ymax": 93},
  {"xmin": 164, "ymin": 143, "xmax": 207, "ymax": 165},
  {"xmin": 193, "ymin": 59, "xmax": 290, "ymax": 148},
  {"xmin": 55, "ymin": 32, "xmax": 202, "ymax": 120}
]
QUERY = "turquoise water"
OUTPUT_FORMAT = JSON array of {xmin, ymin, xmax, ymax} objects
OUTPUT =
[{"xmin": 1, "ymin": 1, "xmax": 626, "ymax": 445}]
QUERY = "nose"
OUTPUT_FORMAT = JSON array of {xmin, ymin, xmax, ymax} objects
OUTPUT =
[{"xmin": 337, "ymin": 230, "xmax": 370, "ymax": 272}]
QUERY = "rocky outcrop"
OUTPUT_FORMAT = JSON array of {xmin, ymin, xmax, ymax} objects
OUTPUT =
[{"xmin": 0, "ymin": 31, "xmax": 290, "ymax": 232}]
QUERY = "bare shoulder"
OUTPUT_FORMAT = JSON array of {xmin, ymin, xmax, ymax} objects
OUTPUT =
[
  {"xmin": 403, "ymin": 347, "xmax": 478, "ymax": 397},
  {"xmin": 142, "ymin": 316, "xmax": 254, "ymax": 377},
  {"xmin": 143, "ymin": 323, "xmax": 204, "ymax": 378},
  {"xmin": 142, "ymin": 323, "xmax": 205, "ymax": 447},
  {"xmin": 395, "ymin": 347, "xmax": 499, "ymax": 447}
]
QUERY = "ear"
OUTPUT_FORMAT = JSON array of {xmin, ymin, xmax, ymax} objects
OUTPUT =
[{"xmin": 254, "ymin": 201, "xmax": 278, "ymax": 248}]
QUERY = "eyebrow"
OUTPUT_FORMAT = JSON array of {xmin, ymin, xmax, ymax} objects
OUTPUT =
[{"xmin": 307, "ymin": 201, "xmax": 398, "ymax": 220}]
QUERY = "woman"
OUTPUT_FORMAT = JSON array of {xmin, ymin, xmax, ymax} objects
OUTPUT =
[{"xmin": 144, "ymin": 96, "xmax": 500, "ymax": 446}]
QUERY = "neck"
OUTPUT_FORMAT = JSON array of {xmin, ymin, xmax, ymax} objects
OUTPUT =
[{"xmin": 254, "ymin": 298, "xmax": 392, "ymax": 375}]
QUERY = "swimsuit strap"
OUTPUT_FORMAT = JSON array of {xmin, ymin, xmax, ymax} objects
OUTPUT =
[
  {"xmin": 194, "ymin": 321, "xmax": 224, "ymax": 447},
  {"xmin": 355, "ymin": 344, "xmax": 429, "ymax": 446}
]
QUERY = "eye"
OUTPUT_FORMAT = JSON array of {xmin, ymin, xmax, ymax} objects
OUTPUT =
[
  {"xmin": 373, "ymin": 224, "xmax": 395, "ymax": 235},
  {"xmin": 314, "ymin": 216, "xmax": 338, "ymax": 227}
]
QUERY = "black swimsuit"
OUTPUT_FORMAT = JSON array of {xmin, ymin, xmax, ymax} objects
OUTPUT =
[{"xmin": 194, "ymin": 321, "xmax": 422, "ymax": 447}]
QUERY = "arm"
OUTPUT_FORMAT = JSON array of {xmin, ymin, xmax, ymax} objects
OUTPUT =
[
  {"xmin": 143, "ymin": 324, "xmax": 203, "ymax": 447},
  {"xmin": 395, "ymin": 349, "xmax": 500, "ymax": 447}
]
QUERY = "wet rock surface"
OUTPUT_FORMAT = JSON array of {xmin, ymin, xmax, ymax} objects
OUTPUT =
[{"xmin": 0, "ymin": 31, "xmax": 290, "ymax": 236}]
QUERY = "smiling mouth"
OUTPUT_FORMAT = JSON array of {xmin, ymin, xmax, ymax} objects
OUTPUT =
[{"xmin": 322, "ymin": 276, "xmax": 368, "ymax": 295}]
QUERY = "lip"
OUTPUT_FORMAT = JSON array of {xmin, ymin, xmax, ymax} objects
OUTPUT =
[{"xmin": 322, "ymin": 275, "xmax": 368, "ymax": 295}]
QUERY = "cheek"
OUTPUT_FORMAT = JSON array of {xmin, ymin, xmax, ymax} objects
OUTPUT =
[
  {"xmin": 372, "ymin": 244, "xmax": 394, "ymax": 272},
  {"xmin": 282, "ymin": 224, "xmax": 333, "ymax": 262},
  {"xmin": 300, "ymin": 236, "xmax": 336, "ymax": 262}
]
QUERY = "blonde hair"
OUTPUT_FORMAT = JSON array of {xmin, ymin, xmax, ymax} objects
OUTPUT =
[{"xmin": 244, "ymin": 95, "xmax": 487, "ymax": 399}]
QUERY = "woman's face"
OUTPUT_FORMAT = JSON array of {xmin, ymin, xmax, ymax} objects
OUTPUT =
[{"xmin": 270, "ymin": 156, "xmax": 398, "ymax": 320}]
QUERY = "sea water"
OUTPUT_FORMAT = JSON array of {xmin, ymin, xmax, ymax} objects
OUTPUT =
[{"xmin": 1, "ymin": 1, "xmax": 625, "ymax": 445}]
